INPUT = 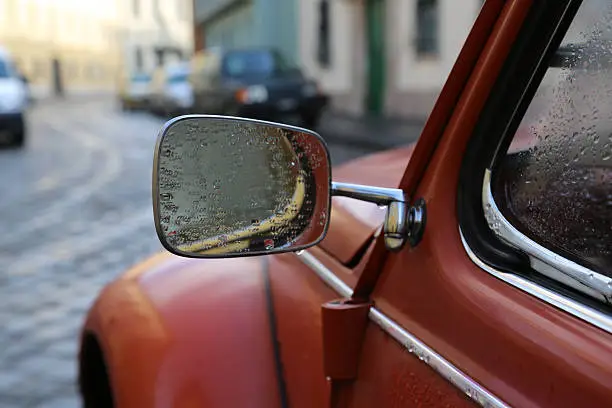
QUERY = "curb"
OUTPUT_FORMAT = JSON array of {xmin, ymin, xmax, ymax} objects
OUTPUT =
[{"xmin": 318, "ymin": 113, "xmax": 425, "ymax": 151}]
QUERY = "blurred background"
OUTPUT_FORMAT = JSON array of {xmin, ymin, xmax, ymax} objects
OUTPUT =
[{"xmin": 0, "ymin": 0, "xmax": 482, "ymax": 406}]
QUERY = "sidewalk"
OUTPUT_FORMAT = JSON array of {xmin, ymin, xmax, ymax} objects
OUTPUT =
[
  {"xmin": 29, "ymin": 90, "xmax": 115, "ymax": 104},
  {"xmin": 318, "ymin": 110, "xmax": 427, "ymax": 150},
  {"xmin": 30, "ymin": 94, "xmax": 427, "ymax": 150}
]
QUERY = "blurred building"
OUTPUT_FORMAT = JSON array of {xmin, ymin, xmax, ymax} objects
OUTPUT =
[
  {"xmin": 299, "ymin": 0, "xmax": 484, "ymax": 118},
  {"xmin": 0, "ymin": 0, "xmax": 121, "ymax": 99},
  {"xmin": 117, "ymin": 0, "xmax": 194, "ymax": 77},
  {"xmin": 193, "ymin": 0, "xmax": 299, "ymax": 65}
]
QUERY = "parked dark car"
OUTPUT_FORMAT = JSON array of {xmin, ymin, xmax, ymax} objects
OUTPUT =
[{"xmin": 189, "ymin": 48, "xmax": 328, "ymax": 129}]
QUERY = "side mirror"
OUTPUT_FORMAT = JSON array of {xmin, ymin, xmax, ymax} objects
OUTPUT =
[{"xmin": 153, "ymin": 115, "xmax": 331, "ymax": 258}]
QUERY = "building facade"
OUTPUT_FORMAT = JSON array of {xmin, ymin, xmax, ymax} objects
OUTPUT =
[
  {"xmin": 118, "ymin": 0, "xmax": 194, "ymax": 77},
  {"xmin": 299, "ymin": 0, "xmax": 484, "ymax": 118},
  {"xmin": 193, "ymin": 0, "xmax": 299, "ymax": 65},
  {"xmin": 0, "ymin": 0, "xmax": 122, "ymax": 98}
]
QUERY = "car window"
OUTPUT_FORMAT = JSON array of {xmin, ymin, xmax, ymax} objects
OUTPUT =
[
  {"xmin": 222, "ymin": 50, "xmax": 293, "ymax": 78},
  {"xmin": 167, "ymin": 73, "xmax": 188, "ymax": 84},
  {"xmin": 131, "ymin": 74, "xmax": 150, "ymax": 83},
  {"xmin": 492, "ymin": 0, "xmax": 612, "ymax": 276},
  {"xmin": 0, "ymin": 60, "xmax": 11, "ymax": 78}
]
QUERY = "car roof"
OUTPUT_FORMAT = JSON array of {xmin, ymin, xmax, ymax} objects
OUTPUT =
[{"xmin": 165, "ymin": 62, "xmax": 190, "ymax": 75}]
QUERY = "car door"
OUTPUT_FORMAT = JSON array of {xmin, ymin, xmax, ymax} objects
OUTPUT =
[{"xmin": 327, "ymin": 0, "xmax": 612, "ymax": 407}]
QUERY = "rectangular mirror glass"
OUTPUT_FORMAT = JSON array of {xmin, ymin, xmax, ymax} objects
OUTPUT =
[{"xmin": 153, "ymin": 115, "xmax": 331, "ymax": 258}]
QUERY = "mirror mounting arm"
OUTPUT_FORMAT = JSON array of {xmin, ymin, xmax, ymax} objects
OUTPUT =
[
  {"xmin": 331, "ymin": 182, "xmax": 405, "ymax": 205},
  {"xmin": 331, "ymin": 182, "xmax": 423, "ymax": 252}
]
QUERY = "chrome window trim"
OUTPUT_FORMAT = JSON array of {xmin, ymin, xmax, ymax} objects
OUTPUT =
[
  {"xmin": 298, "ymin": 250, "xmax": 509, "ymax": 408},
  {"xmin": 460, "ymin": 229, "xmax": 612, "ymax": 334},
  {"xmin": 482, "ymin": 169, "xmax": 612, "ymax": 305}
]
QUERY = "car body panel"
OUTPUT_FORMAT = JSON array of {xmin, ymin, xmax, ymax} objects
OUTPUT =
[
  {"xmin": 348, "ymin": 325, "xmax": 475, "ymax": 408},
  {"xmin": 119, "ymin": 73, "xmax": 152, "ymax": 110},
  {"xmin": 82, "ymin": 251, "xmax": 282, "ymax": 407},
  {"xmin": 359, "ymin": 1, "xmax": 612, "ymax": 407},
  {"xmin": 0, "ymin": 49, "xmax": 27, "ymax": 145},
  {"xmin": 161, "ymin": 63, "xmax": 194, "ymax": 115}
]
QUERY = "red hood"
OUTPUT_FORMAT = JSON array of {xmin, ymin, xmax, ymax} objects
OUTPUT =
[{"xmin": 319, "ymin": 145, "xmax": 415, "ymax": 265}]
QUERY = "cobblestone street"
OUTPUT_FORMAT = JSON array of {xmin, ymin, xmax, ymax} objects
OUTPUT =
[{"xmin": 0, "ymin": 97, "xmax": 414, "ymax": 407}]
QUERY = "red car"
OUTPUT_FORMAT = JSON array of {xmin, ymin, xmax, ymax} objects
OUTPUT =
[{"xmin": 79, "ymin": 1, "xmax": 612, "ymax": 407}]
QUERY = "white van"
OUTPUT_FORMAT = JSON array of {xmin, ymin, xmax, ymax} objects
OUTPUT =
[
  {"xmin": 148, "ymin": 61, "xmax": 193, "ymax": 116},
  {"xmin": 0, "ymin": 47, "xmax": 28, "ymax": 147}
]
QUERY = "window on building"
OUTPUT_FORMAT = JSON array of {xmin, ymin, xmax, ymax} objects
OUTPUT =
[
  {"xmin": 155, "ymin": 49, "xmax": 165, "ymax": 67},
  {"xmin": 415, "ymin": 0, "xmax": 439, "ymax": 57},
  {"xmin": 317, "ymin": 0, "xmax": 331, "ymax": 67},
  {"xmin": 135, "ymin": 47, "xmax": 143, "ymax": 71},
  {"xmin": 133, "ymin": 0, "xmax": 140, "ymax": 18}
]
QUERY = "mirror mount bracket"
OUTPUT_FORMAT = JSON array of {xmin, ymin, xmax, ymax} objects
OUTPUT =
[{"xmin": 331, "ymin": 182, "xmax": 424, "ymax": 252}]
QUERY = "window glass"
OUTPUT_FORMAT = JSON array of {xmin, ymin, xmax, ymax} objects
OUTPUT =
[
  {"xmin": 222, "ymin": 50, "xmax": 292, "ymax": 78},
  {"xmin": 167, "ymin": 73, "xmax": 188, "ymax": 84},
  {"xmin": 493, "ymin": 0, "xmax": 612, "ymax": 276},
  {"xmin": 416, "ymin": 0, "xmax": 439, "ymax": 57},
  {"xmin": 131, "ymin": 74, "xmax": 150, "ymax": 83},
  {"xmin": 317, "ymin": 0, "xmax": 331, "ymax": 67},
  {"xmin": 0, "ymin": 60, "xmax": 10, "ymax": 78},
  {"xmin": 223, "ymin": 50, "xmax": 274, "ymax": 77}
]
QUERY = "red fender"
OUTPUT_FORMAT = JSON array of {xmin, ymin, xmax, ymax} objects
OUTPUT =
[{"xmin": 80, "ymin": 251, "xmax": 282, "ymax": 407}]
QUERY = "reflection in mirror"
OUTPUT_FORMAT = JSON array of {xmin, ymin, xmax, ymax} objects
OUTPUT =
[{"xmin": 153, "ymin": 116, "xmax": 331, "ymax": 258}]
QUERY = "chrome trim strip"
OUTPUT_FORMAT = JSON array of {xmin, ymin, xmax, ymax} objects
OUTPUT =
[
  {"xmin": 460, "ymin": 230, "xmax": 612, "ymax": 334},
  {"xmin": 331, "ymin": 181, "xmax": 405, "ymax": 204},
  {"xmin": 482, "ymin": 169, "xmax": 612, "ymax": 304},
  {"xmin": 298, "ymin": 250, "xmax": 509, "ymax": 408},
  {"xmin": 299, "ymin": 251, "xmax": 352, "ymax": 298},
  {"xmin": 369, "ymin": 308, "xmax": 509, "ymax": 408}
]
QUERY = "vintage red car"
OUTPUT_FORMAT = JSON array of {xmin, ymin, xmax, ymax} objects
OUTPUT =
[{"xmin": 78, "ymin": 1, "xmax": 612, "ymax": 407}]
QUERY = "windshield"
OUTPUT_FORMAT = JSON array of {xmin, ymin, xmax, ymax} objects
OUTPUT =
[
  {"xmin": 0, "ymin": 60, "xmax": 11, "ymax": 78},
  {"xmin": 167, "ymin": 73, "xmax": 188, "ymax": 84},
  {"xmin": 222, "ymin": 50, "xmax": 294, "ymax": 78},
  {"xmin": 131, "ymin": 74, "xmax": 150, "ymax": 83}
]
